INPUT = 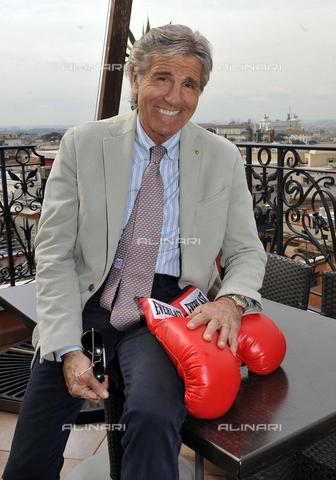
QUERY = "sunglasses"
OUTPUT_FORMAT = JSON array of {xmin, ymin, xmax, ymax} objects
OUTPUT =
[{"xmin": 80, "ymin": 328, "xmax": 106, "ymax": 383}]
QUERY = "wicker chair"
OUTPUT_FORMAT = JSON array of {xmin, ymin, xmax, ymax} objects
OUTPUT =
[
  {"xmin": 295, "ymin": 270, "xmax": 336, "ymax": 478},
  {"xmin": 261, "ymin": 259, "xmax": 336, "ymax": 478},
  {"xmin": 321, "ymin": 271, "xmax": 336, "ymax": 319},
  {"xmin": 260, "ymin": 253, "xmax": 313, "ymax": 310},
  {"xmin": 104, "ymin": 359, "xmax": 125, "ymax": 480},
  {"xmin": 298, "ymin": 431, "xmax": 336, "ymax": 479}
]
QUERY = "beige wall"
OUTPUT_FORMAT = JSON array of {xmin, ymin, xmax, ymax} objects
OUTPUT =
[{"xmin": 305, "ymin": 150, "xmax": 336, "ymax": 167}]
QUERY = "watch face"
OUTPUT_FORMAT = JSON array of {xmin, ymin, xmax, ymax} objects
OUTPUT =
[{"xmin": 232, "ymin": 295, "xmax": 248, "ymax": 308}]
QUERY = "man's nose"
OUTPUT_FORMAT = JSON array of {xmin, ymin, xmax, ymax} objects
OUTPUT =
[{"xmin": 164, "ymin": 82, "xmax": 183, "ymax": 106}]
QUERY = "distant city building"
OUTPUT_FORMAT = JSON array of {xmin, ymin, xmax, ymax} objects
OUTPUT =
[
  {"xmin": 0, "ymin": 133, "xmax": 22, "ymax": 146},
  {"xmin": 259, "ymin": 115, "xmax": 271, "ymax": 132},
  {"xmin": 288, "ymin": 133, "xmax": 313, "ymax": 144},
  {"xmin": 199, "ymin": 113, "xmax": 335, "ymax": 145},
  {"xmin": 259, "ymin": 111, "xmax": 302, "ymax": 135},
  {"xmin": 4, "ymin": 138, "xmax": 23, "ymax": 147},
  {"xmin": 35, "ymin": 148, "xmax": 58, "ymax": 164},
  {"xmin": 286, "ymin": 112, "xmax": 301, "ymax": 132},
  {"xmin": 199, "ymin": 121, "xmax": 254, "ymax": 142},
  {"xmin": 304, "ymin": 148, "xmax": 336, "ymax": 168}
]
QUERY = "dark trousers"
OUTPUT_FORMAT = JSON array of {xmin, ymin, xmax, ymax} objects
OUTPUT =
[{"xmin": 3, "ymin": 274, "xmax": 186, "ymax": 480}]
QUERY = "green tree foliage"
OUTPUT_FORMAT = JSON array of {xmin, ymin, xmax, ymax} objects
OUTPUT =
[{"xmin": 126, "ymin": 17, "xmax": 151, "ymax": 59}]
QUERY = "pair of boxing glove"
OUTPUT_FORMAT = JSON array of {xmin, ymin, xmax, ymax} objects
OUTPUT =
[{"xmin": 139, "ymin": 286, "xmax": 286, "ymax": 419}]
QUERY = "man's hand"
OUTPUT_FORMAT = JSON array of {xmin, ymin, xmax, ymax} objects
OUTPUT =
[
  {"xmin": 62, "ymin": 350, "xmax": 109, "ymax": 405},
  {"xmin": 186, "ymin": 297, "xmax": 243, "ymax": 355}
]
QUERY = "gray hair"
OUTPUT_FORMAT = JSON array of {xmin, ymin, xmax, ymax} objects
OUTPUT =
[{"xmin": 126, "ymin": 24, "xmax": 213, "ymax": 108}]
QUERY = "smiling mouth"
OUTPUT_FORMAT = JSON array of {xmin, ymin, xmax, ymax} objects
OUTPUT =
[{"xmin": 155, "ymin": 107, "xmax": 181, "ymax": 117}]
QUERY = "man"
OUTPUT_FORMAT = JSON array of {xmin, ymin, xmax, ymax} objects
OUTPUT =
[{"xmin": 3, "ymin": 24, "xmax": 266, "ymax": 480}]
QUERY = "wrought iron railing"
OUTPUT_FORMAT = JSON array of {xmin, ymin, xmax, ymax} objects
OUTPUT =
[
  {"xmin": 0, "ymin": 145, "xmax": 46, "ymax": 285},
  {"xmin": 0, "ymin": 142, "xmax": 335, "ymax": 299},
  {"xmin": 236, "ymin": 143, "xmax": 336, "ymax": 271}
]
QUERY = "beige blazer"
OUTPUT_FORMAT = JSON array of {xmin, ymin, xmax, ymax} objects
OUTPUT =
[{"xmin": 32, "ymin": 110, "xmax": 266, "ymax": 363}]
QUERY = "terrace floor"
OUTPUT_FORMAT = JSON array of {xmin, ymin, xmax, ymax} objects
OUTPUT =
[{"xmin": 0, "ymin": 410, "xmax": 226, "ymax": 479}]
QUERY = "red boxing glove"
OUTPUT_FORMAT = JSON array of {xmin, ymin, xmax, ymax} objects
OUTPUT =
[
  {"xmin": 170, "ymin": 286, "xmax": 209, "ymax": 314},
  {"xmin": 237, "ymin": 314, "xmax": 286, "ymax": 374},
  {"xmin": 139, "ymin": 296, "xmax": 241, "ymax": 419},
  {"xmin": 172, "ymin": 286, "xmax": 286, "ymax": 375}
]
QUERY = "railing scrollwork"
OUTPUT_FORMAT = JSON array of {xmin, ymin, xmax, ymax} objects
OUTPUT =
[
  {"xmin": 1, "ymin": 142, "xmax": 336, "ymax": 300},
  {"xmin": 0, "ymin": 145, "xmax": 45, "ymax": 285}
]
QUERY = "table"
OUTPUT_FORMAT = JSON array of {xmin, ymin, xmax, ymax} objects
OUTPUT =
[
  {"xmin": 0, "ymin": 282, "xmax": 37, "ymax": 331},
  {"xmin": 181, "ymin": 299, "xmax": 336, "ymax": 479},
  {"xmin": 1, "ymin": 285, "xmax": 336, "ymax": 478},
  {"xmin": 0, "ymin": 283, "xmax": 104, "ymax": 423}
]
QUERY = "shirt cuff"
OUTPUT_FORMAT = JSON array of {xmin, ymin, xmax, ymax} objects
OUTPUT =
[
  {"xmin": 244, "ymin": 297, "xmax": 262, "ymax": 315},
  {"xmin": 54, "ymin": 345, "xmax": 83, "ymax": 362}
]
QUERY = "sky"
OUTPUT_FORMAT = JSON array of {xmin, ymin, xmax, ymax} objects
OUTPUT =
[{"xmin": 0, "ymin": 0, "xmax": 335, "ymax": 127}]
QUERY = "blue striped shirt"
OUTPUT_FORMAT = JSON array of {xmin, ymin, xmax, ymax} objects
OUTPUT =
[{"xmin": 119, "ymin": 116, "xmax": 181, "ymax": 276}]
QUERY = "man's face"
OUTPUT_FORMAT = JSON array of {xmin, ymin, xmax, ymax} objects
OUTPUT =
[{"xmin": 131, "ymin": 54, "xmax": 202, "ymax": 144}]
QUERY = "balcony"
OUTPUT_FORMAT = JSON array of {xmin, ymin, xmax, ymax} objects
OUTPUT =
[
  {"xmin": 1, "ymin": 141, "xmax": 335, "ymax": 307},
  {"xmin": 0, "ymin": 141, "xmax": 336, "ymax": 479}
]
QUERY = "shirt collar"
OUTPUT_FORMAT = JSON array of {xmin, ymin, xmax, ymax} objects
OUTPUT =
[{"xmin": 135, "ymin": 115, "xmax": 180, "ymax": 160}]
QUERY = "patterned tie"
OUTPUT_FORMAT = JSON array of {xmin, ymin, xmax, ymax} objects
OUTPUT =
[{"xmin": 99, "ymin": 145, "xmax": 166, "ymax": 330}]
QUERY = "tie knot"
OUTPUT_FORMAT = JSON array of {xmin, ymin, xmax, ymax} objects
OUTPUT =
[{"xmin": 150, "ymin": 145, "xmax": 167, "ymax": 164}]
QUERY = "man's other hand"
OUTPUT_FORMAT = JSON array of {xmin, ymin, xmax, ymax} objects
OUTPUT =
[
  {"xmin": 62, "ymin": 350, "xmax": 109, "ymax": 405},
  {"xmin": 186, "ymin": 297, "xmax": 242, "ymax": 355}
]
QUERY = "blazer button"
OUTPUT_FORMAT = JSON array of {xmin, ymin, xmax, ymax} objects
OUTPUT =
[{"xmin": 88, "ymin": 284, "xmax": 95, "ymax": 292}]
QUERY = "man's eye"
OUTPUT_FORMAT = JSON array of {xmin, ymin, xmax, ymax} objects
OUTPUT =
[
  {"xmin": 158, "ymin": 76, "xmax": 167, "ymax": 81},
  {"xmin": 184, "ymin": 83, "xmax": 194, "ymax": 89}
]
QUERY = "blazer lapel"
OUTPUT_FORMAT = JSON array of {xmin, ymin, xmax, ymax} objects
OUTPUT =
[
  {"xmin": 179, "ymin": 122, "xmax": 202, "ymax": 277},
  {"xmin": 102, "ymin": 111, "xmax": 137, "ymax": 274}
]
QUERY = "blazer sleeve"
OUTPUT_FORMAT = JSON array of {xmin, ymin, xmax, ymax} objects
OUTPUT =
[
  {"xmin": 215, "ymin": 147, "xmax": 267, "ymax": 304},
  {"xmin": 34, "ymin": 127, "xmax": 83, "ymax": 361}
]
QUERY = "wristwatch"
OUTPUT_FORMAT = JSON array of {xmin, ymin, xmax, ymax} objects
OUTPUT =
[{"xmin": 222, "ymin": 294, "xmax": 249, "ymax": 312}]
